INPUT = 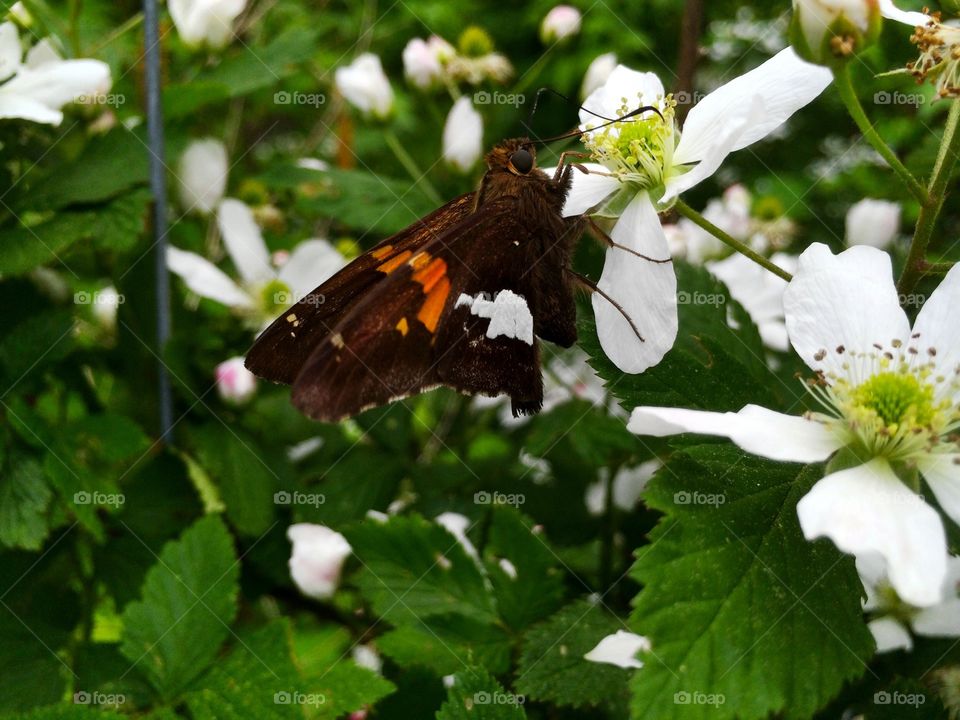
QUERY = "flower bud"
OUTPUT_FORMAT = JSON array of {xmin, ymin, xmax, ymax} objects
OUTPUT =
[
  {"xmin": 845, "ymin": 198, "xmax": 900, "ymax": 248},
  {"xmin": 287, "ymin": 523, "xmax": 352, "ymax": 600},
  {"xmin": 178, "ymin": 138, "xmax": 228, "ymax": 214},
  {"xmin": 334, "ymin": 53, "xmax": 394, "ymax": 120},
  {"xmin": 540, "ymin": 5, "xmax": 582, "ymax": 44},
  {"xmin": 442, "ymin": 96, "xmax": 483, "ymax": 173},
  {"xmin": 169, "ymin": 0, "xmax": 247, "ymax": 49},
  {"xmin": 790, "ymin": 0, "xmax": 882, "ymax": 65},
  {"xmin": 214, "ymin": 356, "xmax": 257, "ymax": 405},
  {"xmin": 402, "ymin": 36, "xmax": 453, "ymax": 90}
]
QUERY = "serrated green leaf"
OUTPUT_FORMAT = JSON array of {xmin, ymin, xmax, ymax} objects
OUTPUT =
[
  {"xmin": 347, "ymin": 515, "xmax": 497, "ymax": 626},
  {"xmin": 0, "ymin": 456, "xmax": 52, "ymax": 550},
  {"xmin": 483, "ymin": 507, "xmax": 565, "ymax": 631},
  {"xmin": 120, "ymin": 515, "xmax": 239, "ymax": 700},
  {"xmin": 514, "ymin": 599, "xmax": 630, "ymax": 712},
  {"xmin": 1, "ymin": 705, "xmax": 125, "ymax": 720},
  {"xmin": 436, "ymin": 667, "xmax": 527, "ymax": 719},
  {"xmin": 189, "ymin": 425, "xmax": 276, "ymax": 537},
  {"xmin": 308, "ymin": 662, "xmax": 396, "ymax": 719},
  {"xmin": 0, "ymin": 311, "xmax": 74, "ymax": 386},
  {"xmin": 378, "ymin": 615, "xmax": 512, "ymax": 676},
  {"xmin": 0, "ymin": 190, "xmax": 150, "ymax": 275},
  {"xmin": 629, "ymin": 445, "xmax": 873, "ymax": 720}
]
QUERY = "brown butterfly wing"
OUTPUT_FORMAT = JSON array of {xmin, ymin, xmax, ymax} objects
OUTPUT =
[
  {"xmin": 289, "ymin": 204, "xmax": 562, "ymax": 421},
  {"xmin": 245, "ymin": 192, "xmax": 476, "ymax": 383}
]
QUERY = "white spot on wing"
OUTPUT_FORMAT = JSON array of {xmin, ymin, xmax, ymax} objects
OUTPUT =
[{"xmin": 455, "ymin": 290, "xmax": 534, "ymax": 345}]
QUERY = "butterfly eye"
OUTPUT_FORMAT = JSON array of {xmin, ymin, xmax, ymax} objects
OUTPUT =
[{"xmin": 510, "ymin": 148, "xmax": 534, "ymax": 174}]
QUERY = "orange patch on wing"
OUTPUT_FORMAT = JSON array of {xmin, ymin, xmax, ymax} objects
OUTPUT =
[
  {"xmin": 412, "ymin": 258, "xmax": 448, "ymax": 294},
  {"xmin": 417, "ymin": 277, "xmax": 450, "ymax": 334},
  {"xmin": 409, "ymin": 251, "xmax": 432, "ymax": 271},
  {"xmin": 371, "ymin": 244, "xmax": 394, "ymax": 260},
  {"xmin": 396, "ymin": 317, "xmax": 409, "ymax": 336},
  {"xmin": 377, "ymin": 250, "xmax": 413, "ymax": 274}
]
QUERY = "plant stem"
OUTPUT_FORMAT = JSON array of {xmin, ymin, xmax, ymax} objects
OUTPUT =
[
  {"xmin": 921, "ymin": 261, "xmax": 957, "ymax": 276},
  {"xmin": 898, "ymin": 101, "xmax": 960, "ymax": 295},
  {"xmin": 833, "ymin": 65, "xmax": 930, "ymax": 206},
  {"xmin": 88, "ymin": 12, "xmax": 144, "ymax": 55},
  {"xmin": 383, "ymin": 129, "xmax": 443, "ymax": 205},
  {"xmin": 674, "ymin": 199, "xmax": 793, "ymax": 281}
]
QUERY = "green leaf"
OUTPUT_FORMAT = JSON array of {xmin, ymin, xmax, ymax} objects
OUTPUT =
[
  {"xmin": 378, "ymin": 615, "xmax": 512, "ymax": 676},
  {"xmin": 436, "ymin": 667, "xmax": 527, "ymax": 719},
  {"xmin": 189, "ymin": 425, "xmax": 276, "ymax": 537},
  {"xmin": 524, "ymin": 400, "xmax": 637, "ymax": 468},
  {"xmin": 482, "ymin": 507, "xmax": 565, "ymax": 631},
  {"xmin": 0, "ymin": 456, "xmax": 52, "ymax": 550},
  {"xmin": 120, "ymin": 515, "xmax": 239, "ymax": 700},
  {"xmin": 0, "ymin": 190, "xmax": 150, "ymax": 275},
  {"xmin": 185, "ymin": 621, "xmax": 302, "ymax": 720},
  {"xmin": 628, "ymin": 445, "xmax": 873, "ymax": 720},
  {"xmin": 0, "ymin": 311, "xmax": 74, "ymax": 386},
  {"xmin": 514, "ymin": 599, "xmax": 630, "ymax": 712},
  {"xmin": 1, "ymin": 706, "xmax": 125, "ymax": 720},
  {"xmin": 308, "ymin": 662, "xmax": 396, "ymax": 719},
  {"xmin": 164, "ymin": 28, "xmax": 318, "ymax": 118},
  {"xmin": 347, "ymin": 515, "xmax": 498, "ymax": 626},
  {"xmin": 581, "ymin": 262, "xmax": 786, "ymax": 414}
]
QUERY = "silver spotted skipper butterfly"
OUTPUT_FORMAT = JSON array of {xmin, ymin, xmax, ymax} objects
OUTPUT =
[{"xmin": 246, "ymin": 108, "xmax": 661, "ymax": 422}]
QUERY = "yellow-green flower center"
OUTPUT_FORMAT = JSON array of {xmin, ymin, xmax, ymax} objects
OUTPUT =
[
  {"xmin": 852, "ymin": 371, "xmax": 937, "ymax": 429},
  {"xmin": 582, "ymin": 96, "xmax": 678, "ymax": 195},
  {"xmin": 258, "ymin": 278, "xmax": 293, "ymax": 317}
]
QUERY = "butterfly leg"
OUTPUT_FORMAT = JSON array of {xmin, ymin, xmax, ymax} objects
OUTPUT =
[
  {"xmin": 585, "ymin": 218, "xmax": 672, "ymax": 264},
  {"xmin": 565, "ymin": 268, "xmax": 646, "ymax": 343},
  {"xmin": 552, "ymin": 151, "xmax": 592, "ymax": 182}
]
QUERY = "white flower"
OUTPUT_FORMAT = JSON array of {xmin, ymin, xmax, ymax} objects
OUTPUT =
[
  {"xmin": 214, "ymin": 356, "xmax": 256, "ymax": 404},
  {"xmin": 351, "ymin": 644, "xmax": 383, "ymax": 674},
  {"xmin": 581, "ymin": 52, "xmax": 617, "ymax": 100},
  {"xmin": 560, "ymin": 49, "xmax": 831, "ymax": 374},
  {"xmin": 0, "ymin": 22, "xmax": 110, "ymax": 125},
  {"xmin": 858, "ymin": 554, "xmax": 960, "ymax": 653},
  {"xmin": 178, "ymin": 138, "xmax": 228, "ymax": 215},
  {"xmin": 403, "ymin": 36, "xmax": 453, "ymax": 90},
  {"xmin": 288, "ymin": 523, "xmax": 352, "ymax": 600},
  {"xmin": 846, "ymin": 198, "xmax": 901, "ymax": 249},
  {"xmin": 585, "ymin": 459, "xmax": 661, "ymax": 515},
  {"xmin": 629, "ymin": 243, "xmax": 960, "ymax": 607},
  {"xmin": 791, "ymin": 0, "xmax": 881, "ymax": 64},
  {"xmin": 169, "ymin": 0, "xmax": 246, "ymax": 49},
  {"xmin": 540, "ymin": 5, "xmax": 582, "ymax": 44},
  {"xmin": 442, "ymin": 96, "xmax": 483, "ymax": 173},
  {"xmin": 707, "ymin": 252, "xmax": 798, "ymax": 352},
  {"xmin": 583, "ymin": 630, "xmax": 651, "ymax": 669},
  {"xmin": 167, "ymin": 198, "xmax": 345, "ymax": 326},
  {"xmin": 435, "ymin": 512, "xmax": 479, "ymax": 561},
  {"xmin": 335, "ymin": 53, "xmax": 393, "ymax": 120}
]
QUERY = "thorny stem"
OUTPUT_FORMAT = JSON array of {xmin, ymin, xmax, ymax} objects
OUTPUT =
[
  {"xmin": 898, "ymin": 100, "xmax": 960, "ymax": 296},
  {"xmin": 384, "ymin": 129, "xmax": 443, "ymax": 205},
  {"xmin": 833, "ymin": 65, "xmax": 930, "ymax": 206},
  {"xmin": 674, "ymin": 199, "xmax": 793, "ymax": 281}
]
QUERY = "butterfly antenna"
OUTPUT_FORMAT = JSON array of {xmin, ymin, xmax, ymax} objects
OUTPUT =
[{"xmin": 523, "ymin": 87, "xmax": 664, "ymax": 145}]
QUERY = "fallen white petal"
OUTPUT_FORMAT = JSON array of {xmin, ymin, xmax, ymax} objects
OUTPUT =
[
  {"xmin": 628, "ymin": 404, "xmax": 839, "ymax": 463},
  {"xmin": 797, "ymin": 458, "xmax": 947, "ymax": 608},
  {"xmin": 593, "ymin": 193, "xmax": 677, "ymax": 373},
  {"xmin": 583, "ymin": 630, "xmax": 650, "ymax": 669}
]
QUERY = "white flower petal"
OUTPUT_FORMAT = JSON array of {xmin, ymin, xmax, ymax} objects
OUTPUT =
[
  {"xmin": 797, "ymin": 458, "xmax": 948, "ymax": 608},
  {"xmin": 25, "ymin": 38, "xmax": 60, "ymax": 68},
  {"xmin": 0, "ymin": 93, "xmax": 61, "ymax": 123},
  {"xmin": 335, "ymin": 53, "xmax": 394, "ymax": 119},
  {"xmin": 216, "ymin": 198, "xmax": 273, "ymax": 286},
  {"xmin": 178, "ymin": 138, "xmax": 228, "ymax": 214},
  {"xmin": 0, "ymin": 58, "xmax": 110, "ymax": 121},
  {"xmin": 662, "ymin": 95, "xmax": 765, "ymax": 203},
  {"xmin": 674, "ymin": 48, "xmax": 831, "ymax": 167},
  {"xmin": 878, "ymin": 0, "xmax": 931, "ymax": 27},
  {"xmin": 442, "ymin": 96, "xmax": 483, "ymax": 173},
  {"xmin": 0, "ymin": 22, "xmax": 21, "ymax": 82},
  {"xmin": 169, "ymin": 0, "xmax": 246, "ymax": 48},
  {"xmin": 911, "ymin": 262, "xmax": 960, "ymax": 403},
  {"xmin": 868, "ymin": 617, "xmax": 913, "ymax": 653},
  {"xmin": 593, "ymin": 193, "xmax": 677, "ymax": 373},
  {"xmin": 167, "ymin": 245, "xmax": 253, "ymax": 308},
  {"xmin": 913, "ymin": 598, "xmax": 960, "ymax": 638},
  {"xmin": 287, "ymin": 523, "xmax": 352, "ymax": 600},
  {"xmin": 628, "ymin": 404, "xmax": 840, "ymax": 462},
  {"xmin": 845, "ymin": 198, "xmax": 901, "ymax": 249},
  {"xmin": 783, "ymin": 243, "xmax": 910, "ymax": 380},
  {"xmin": 584, "ymin": 630, "xmax": 650, "ymax": 669},
  {"xmin": 581, "ymin": 65, "xmax": 664, "ymax": 126},
  {"xmin": 277, "ymin": 238, "xmax": 345, "ymax": 300},
  {"xmin": 580, "ymin": 52, "xmax": 617, "ymax": 101},
  {"xmin": 560, "ymin": 163, "xmax": 620, "ymax": 217},
  {"xmin": 919, "ymin": 453, "xmax": 960, "ymax": 528}
]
